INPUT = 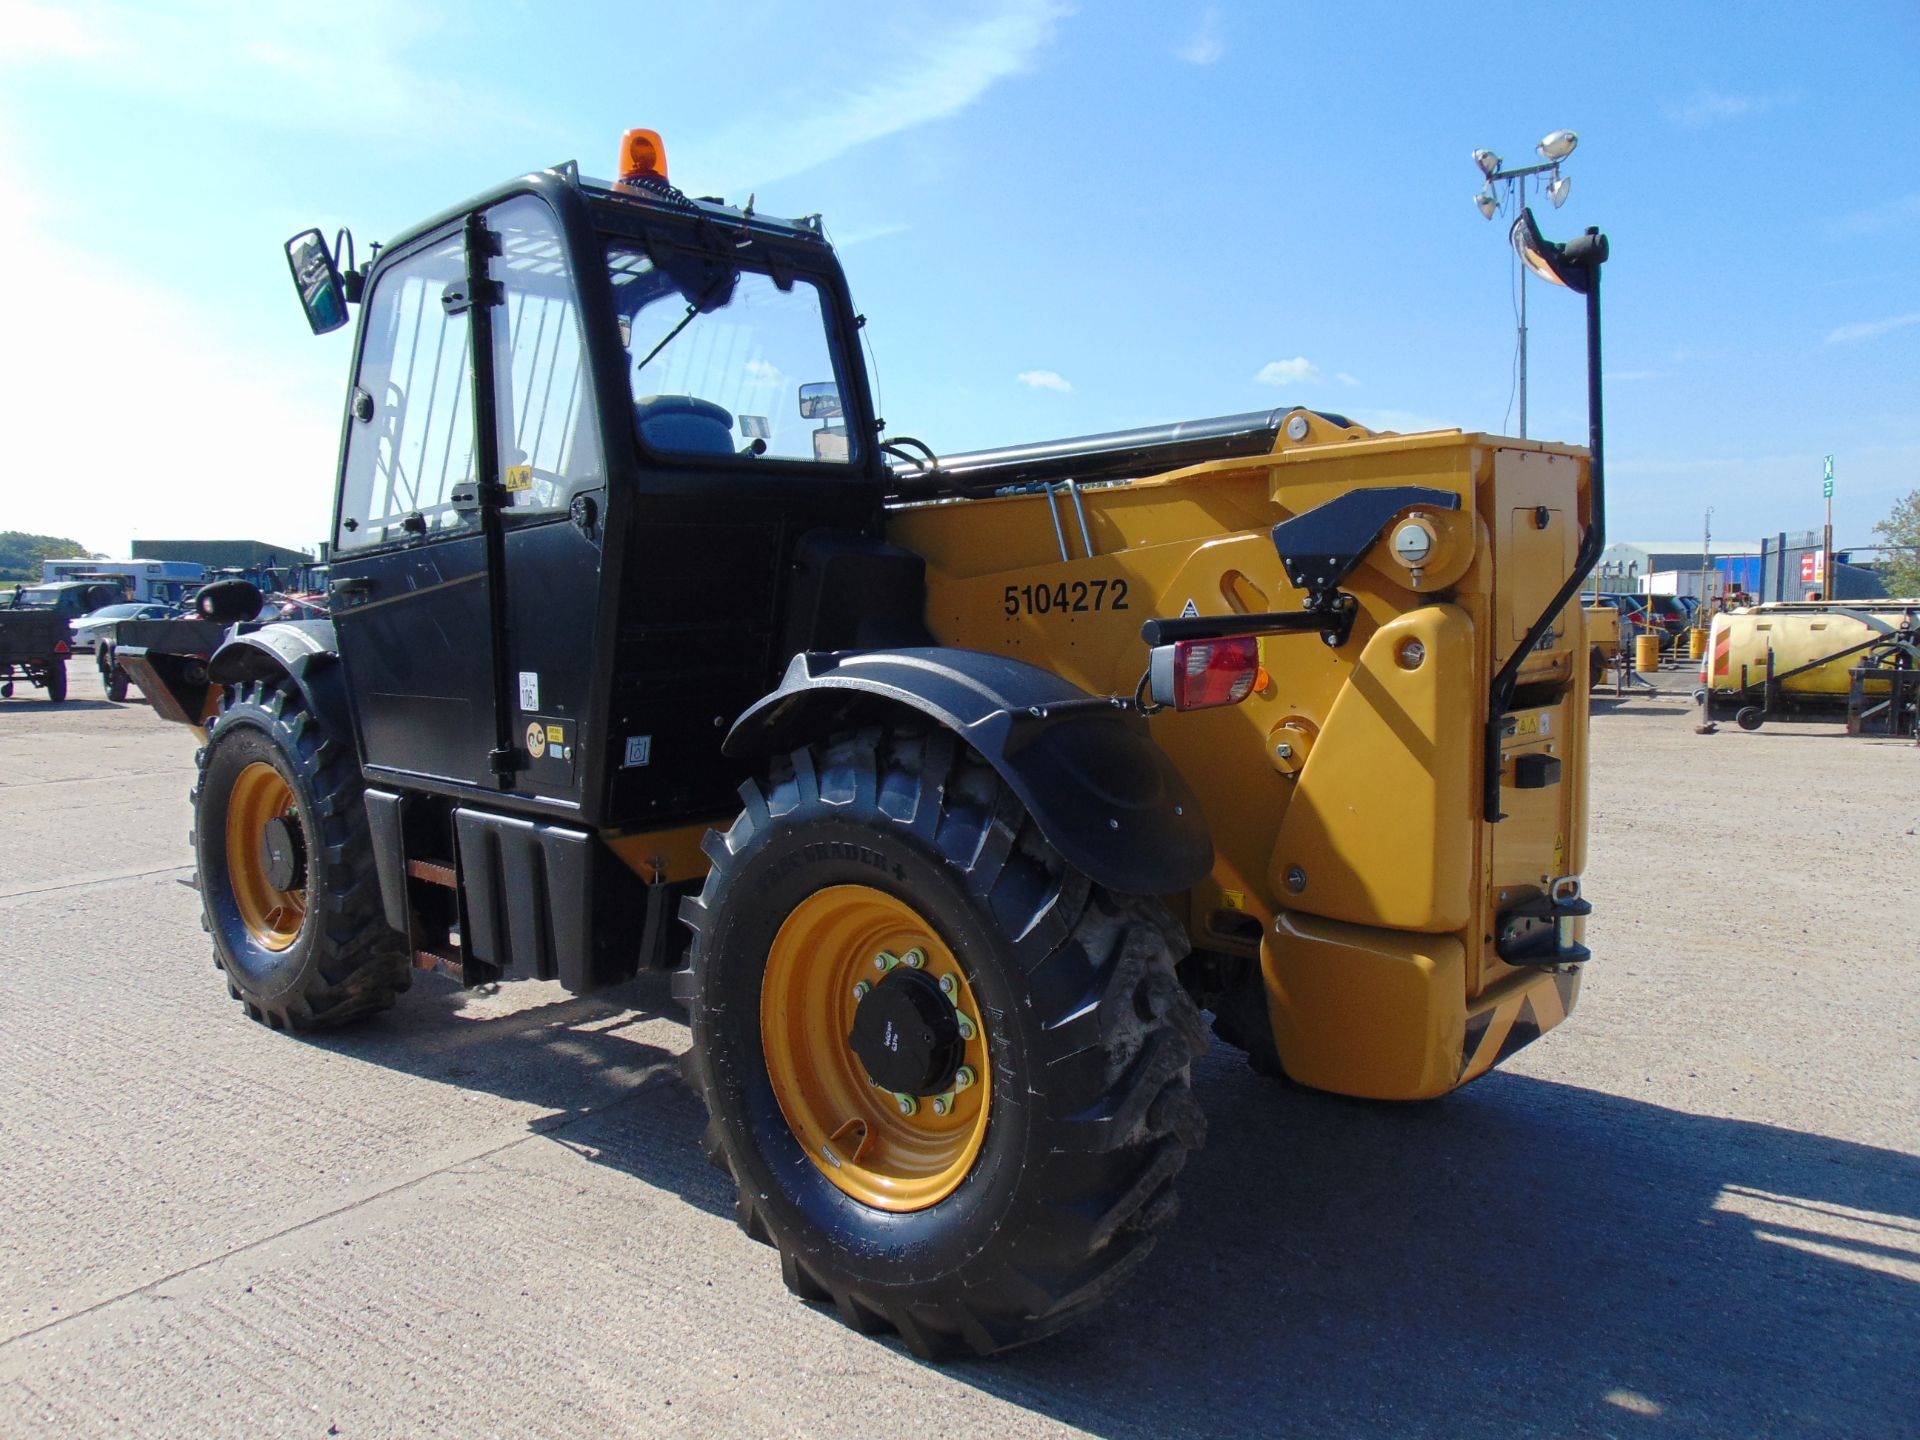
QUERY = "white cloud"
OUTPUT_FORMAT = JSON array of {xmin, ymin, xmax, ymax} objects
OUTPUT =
[
  {"xmin": 683, "ymin": 1, "xmax": 1071, "ymax": 194},
  {"xmin": 1665, "ymin": 87, "xmax": 1797, "ymax": 129},
  {"xmin": 1825, "ymin": 312, "xmax": 1920, "ymax": 345},
  {"xmin": 1017, "ymin": 369, "xmax": 1073, "ymax": 392},
  {"xmin": 743, "ymin": 359, "xmax": 786, "ymax": 388},
  {"xmin": 0, "ymin": 0, "xmax": 115, "ymax": 59},
  {"xmin": 1335, "ymin": 372, "xmax": 1360, "ymax": 387},
  {"xmin": 0, "ymin": 0, "xmax": 539, "ymax": 144},
  {"xmin": 1176, "ymin": 7, "xmax": 1224, "ymax": 65},
  {"xmin": 1254, "ymin": 357, "xmax": 1320, "ymax": 386},
  {"xmin": 0, "ymin": 144, "xmax": 341, "ymax": 552},
  {"xmin": 1824, "ymin": 193, "xmax": 1920, "ymax": 241}
]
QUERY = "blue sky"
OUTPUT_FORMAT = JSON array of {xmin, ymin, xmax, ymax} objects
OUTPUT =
[{"xmin": 2, "ymin": 0, "xmax": 1915, "ymax": 558}]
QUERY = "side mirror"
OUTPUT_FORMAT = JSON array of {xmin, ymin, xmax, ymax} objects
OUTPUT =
[
  {"xmin": 284, "ymin": 228, "xmax": 349, "ymax": 335},
  {"xmin": 798, "ymin": 382, "xmax": 842, "ymax": 420},
  {"xmin": 196, "ymin": 578, "xmax": 264, "ymax": 624}
]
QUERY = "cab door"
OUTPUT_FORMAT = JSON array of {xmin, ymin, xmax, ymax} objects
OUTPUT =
[
  {"xmin": 482, "ymin": 194, "xmax": 608, "ymax": 805},
  {"xmin": 329, "ymin": 225, "xmax": 501, "ymax": 788}
]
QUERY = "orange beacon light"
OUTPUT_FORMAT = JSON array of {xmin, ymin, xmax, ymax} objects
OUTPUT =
[{"xmin": 618, "ymin": 129, "xmax": 668, "ymax": 186}]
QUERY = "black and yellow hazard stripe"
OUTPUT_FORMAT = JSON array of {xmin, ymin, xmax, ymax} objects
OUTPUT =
[{"xmin": 1460, "ymin": 970, "xmax": 1580, "ymax": 1082}]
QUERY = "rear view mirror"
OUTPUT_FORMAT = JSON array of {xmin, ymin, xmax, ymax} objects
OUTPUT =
[
  {"xmin": 798, "ymin": 382, "xmax": 842, "ymax": 420},
  {"xmin": 813, "ymin": 425, "xmax": 849, "ymax": 463},
  {"xmin": 285, "ymin": 228, "xmax": 349, "ymax": 335}
]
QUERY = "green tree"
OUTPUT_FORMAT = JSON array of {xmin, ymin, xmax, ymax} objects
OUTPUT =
[
  {"xmin": 1873, "ymin": 489, "xmax": 1920, "ymax": 597},
  {"xmin": 0, "ymin": 531, "xmax": 97, "ymax": 583}
]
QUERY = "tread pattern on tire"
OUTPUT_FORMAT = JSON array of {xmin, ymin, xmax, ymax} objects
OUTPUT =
[
  {"xmin": 192, "ymin": 677, "xmax": 410, "ymax": 1031},
  {"xmin": 678, "ymin": 724, "xmax": 1210, "ymax": 1358}
]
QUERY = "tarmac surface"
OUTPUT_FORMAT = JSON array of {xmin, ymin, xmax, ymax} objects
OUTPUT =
[{"xmin": 1, "ymin": 664, "xmax": 1915, "ymax": 1438}]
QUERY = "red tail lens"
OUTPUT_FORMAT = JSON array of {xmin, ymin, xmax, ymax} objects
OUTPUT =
[
  {"xmin": 55, "ymin": 640, "xmax": 69, "ymax": 655},
  {"xmin": 1152, "ymin": 635, "xmax": 1259, "ymax": 710}
]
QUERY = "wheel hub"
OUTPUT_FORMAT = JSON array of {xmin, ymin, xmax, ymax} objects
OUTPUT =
[
  {"xmin": 848, "ymin": 966, "xmax": 964, "ymax": 1097},
  {"xmin": 760, "ymin": 885, "xmax": 993, "ymax": 1211},
  {"xmin": 260, "ymin": 814, "xmax": 306, "ymax": 893}
]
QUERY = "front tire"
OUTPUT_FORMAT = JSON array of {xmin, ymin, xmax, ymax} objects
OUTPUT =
[
  {"xmin": 43, "ymin": 659, "xmax": 67, "ymax": 703},
  {"xmin": 679, "ymin": 727, "xmax": 1209, "ymax": 1357},
  {"xmin": 192, "ymin": 677, "xmax": 409, "ymax": 1030}
]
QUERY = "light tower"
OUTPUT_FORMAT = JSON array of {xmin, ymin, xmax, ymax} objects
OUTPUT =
[{"xmin": 1471, "ymin": 129, "xmax": 1579, "ymax": 438}]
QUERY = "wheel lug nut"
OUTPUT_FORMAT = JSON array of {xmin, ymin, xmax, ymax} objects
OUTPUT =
[
  {"xmin": 904, "ymin": 948, "xmax": 926, "ymax": 968},
  {"xmin": 896, "ymin": 1094, "xmax": 918, "ymax": 1116},
  {"xmin": 956, "ymin": 1016, "xmax": 976, "ymax": 1041},
  {"xmin": 852, "ymin": 980, "xmax": 871, "ymax": 1000},
  {"xmin": 938, "ymin": 973, "xmax": 956, "ymax": 996},
  {"xmin": 931, "ymin": 1096, "xmax": 950, "ymax": 1115},
  {"xmin": 954, "ymin": 1066, "xmax": 975, "ymax": 1090}
]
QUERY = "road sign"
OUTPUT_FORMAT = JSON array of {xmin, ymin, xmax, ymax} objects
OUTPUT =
[
  {"xmin": 1801, "ymin": 552, "xmax": 1825, "ymax": 583},
  {"xmin": 1823, "ymin": 455, "xmax": 1834, "ymax": 498}
]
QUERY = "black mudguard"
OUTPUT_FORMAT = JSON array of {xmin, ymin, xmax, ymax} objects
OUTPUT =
[
  {"xmin": 206, "ymin": 619, "xmax": 338, "ymax": 687},
  {"xmin": 724, "ymin": 648, "xmax": 1213, "ymax": 897},
  {"xmin": 206, "ymin": 620, "xmax": 354, "ymax": 752}
]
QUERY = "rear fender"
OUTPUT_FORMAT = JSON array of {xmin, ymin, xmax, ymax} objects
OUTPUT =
[{"xmin": 724, "ymin": 647, "xmax": 1213, "ymax": 896}]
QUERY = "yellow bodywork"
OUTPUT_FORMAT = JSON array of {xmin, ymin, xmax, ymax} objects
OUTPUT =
[
  {"xmin": 882, "ymin": 414, "xmax": 1593, "ymax": 1100},
  {"xmin": 1584, "ymin": 601, "xmax": 1621, "ymax": 648}
]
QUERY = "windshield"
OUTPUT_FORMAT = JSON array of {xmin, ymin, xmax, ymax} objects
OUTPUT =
[
  {"xmin": 16, "ymin": 589, "xmax": 60, "ymax": 608},
  {"xmin": 85, "ymin": 604, "xmax": 146, "ymax": 621},
  {"xmin": 605, "ymin": 243, "xmax": 857, "ymax": 465}
]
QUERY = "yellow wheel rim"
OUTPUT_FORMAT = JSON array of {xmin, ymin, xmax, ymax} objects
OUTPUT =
[
  {"xmin": 226, "ymin": 760, "xmax": 307, "ymax": 952},
  {"xmin": 761, "ymin": 884, "xmax": 992, "ymax": 1212}
]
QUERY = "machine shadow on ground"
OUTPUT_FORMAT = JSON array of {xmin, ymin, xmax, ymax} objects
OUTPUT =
[{"xmin": 311, "ymin": 979, "xmax": 1917, "ymax": 1439}]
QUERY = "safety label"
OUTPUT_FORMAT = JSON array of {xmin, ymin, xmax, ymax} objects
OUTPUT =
[
  {"xmin": 518, "ymin": 671, "xmax": 539, "ymax": 711},
  {"xmin": 624, "ymin": 735, "xmax": 652, "ymax": 768}
]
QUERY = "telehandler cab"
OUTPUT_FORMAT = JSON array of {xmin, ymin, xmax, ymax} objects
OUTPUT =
[{"xmin": 124, "ymin": 129, "xmax": 1611, "ymax": 1356}]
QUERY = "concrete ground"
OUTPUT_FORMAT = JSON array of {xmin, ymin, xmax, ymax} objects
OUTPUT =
[{"xmin": 1, "ymin": 663, "xmax": 1914, "ymax": 1439}]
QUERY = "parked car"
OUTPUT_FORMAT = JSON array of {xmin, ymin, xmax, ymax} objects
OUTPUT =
[
  {"xmin": 1596, "ymin": 591, "xmax": 1690, "ymax": 638},
  {"xmin": 70, "ymin": 602, "xmax": 176, "ymax": 652}
]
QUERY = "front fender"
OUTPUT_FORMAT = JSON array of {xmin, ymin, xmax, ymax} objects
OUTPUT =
[
  {"xmin": 205, "ymin": 619, "xmax": 337, "ymax": 686},
  {"xmin": 205, "ymin": 620, "xmax": 353, "ymax": 746},
  {"xmin": 725, "ymin": 648, "xmax": 1213, "ymax": 896}
]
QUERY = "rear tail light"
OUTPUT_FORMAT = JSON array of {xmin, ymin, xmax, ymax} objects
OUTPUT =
[{"xmin": 1149, "ymin": 636, "xmax": 1260, "ymax": 711}]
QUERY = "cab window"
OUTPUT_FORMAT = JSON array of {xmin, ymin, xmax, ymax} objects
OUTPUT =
[
  {"xmin": 488, "ymin": 197, "xmax": 604, "ymax": 515},
  {"xmin": 335, "ymin": 233, "xmax": 476, "ymax": 550},
  {"xmin": 605, "ymin": 244, "xmax": 858, "ymax": 465}
]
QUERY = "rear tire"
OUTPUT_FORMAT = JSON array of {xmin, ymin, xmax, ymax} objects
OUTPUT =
[
  {"xmin": 192, "ymin": 677, "xmax": 410, "ymax": 1030},
  {"xmin": 101, "ymin": 646, "xmax": 130, "ymax": 702},
  {"xmin": 679, "ymin": 726, "xmax": 1209, "ymax": 1357},
  {"xmin": 43, "ymin": 660, "xmax": 67, "ymax": 703}
]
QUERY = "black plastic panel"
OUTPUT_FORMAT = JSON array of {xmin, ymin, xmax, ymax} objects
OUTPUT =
[{"xmin": 726, "ymin": 647, "xmax": 1213, "ymax": 896}]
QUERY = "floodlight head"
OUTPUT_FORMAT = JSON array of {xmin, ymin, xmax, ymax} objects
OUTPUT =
[
  {"xmin": 1537, "ymin": 129, "xmax": 1578, "ymax": 161},
  {"xmin": 1510, "ymin": 206, "xmax": 1607, "ymax": 294},
  {"xmin": 1548, "ymin": 174, "xmax": 1572, "ymax": 208},
  {"xmin": 1473, "ymin": 148, "xmax": 1503, "ymax": 179},
  {"xmin": 1476, "ymin": 188, "xmax": 1498, "ymax": 219}
]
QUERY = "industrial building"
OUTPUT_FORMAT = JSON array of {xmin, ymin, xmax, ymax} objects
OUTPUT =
[
  {"xmin": 131, "ymin": 539, "xmax": 315, "ymax": 571},
  {"xmin": 1595, "ymin": 534, "xmax": 1887, "ymax": 603}
]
